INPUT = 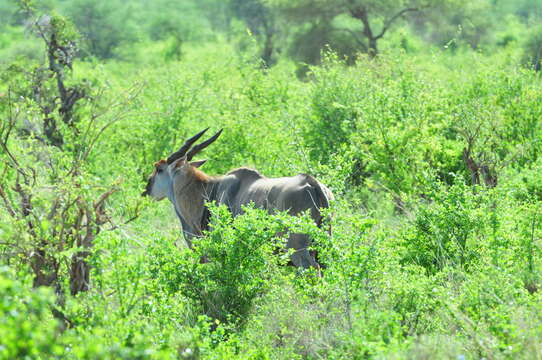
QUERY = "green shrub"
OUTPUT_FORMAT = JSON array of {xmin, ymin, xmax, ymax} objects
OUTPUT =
[
  {"xmin": 62, "ymin": 0, "xmax": 137, "ymax": 59},
  {"xmin": 147, "ymin": 204, "xmax": 319, "ymax": 327},
  {"xmin": 304, "ymin": 53, "xmax": 362, "ymax": 164},
  {"xmin": 0, "ymin": 268, "xmax": 61, "ymax": 359},
  {"xmin": 400, "ymin": 180, "xmax": 485, "ymax": 274},
  {"xmin": 2, "ymin": 7, "xmax": 542, "ymax": 358},
  {"xmin": 522, "ymin": 24, "xmax": 542, "ymax": 71}
]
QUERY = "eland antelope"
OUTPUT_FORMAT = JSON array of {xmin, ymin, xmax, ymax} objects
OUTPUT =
[{"xmin": 142, "ymin": 128, "xmax": 333, "ymax": 270}]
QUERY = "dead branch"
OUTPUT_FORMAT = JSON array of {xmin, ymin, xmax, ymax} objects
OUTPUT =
[{"xmin": 0, "ymin": 183, "xmax": 16, "ymax": 218}]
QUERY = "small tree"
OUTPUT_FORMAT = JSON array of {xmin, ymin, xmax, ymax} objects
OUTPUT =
[
  {"xmin": 0, "ymin": 2, "xmax": 139, "ymax": 326},
  {"xmin": 147, "ymin": 204, "xmax": 322, "ymax": 328},
  {"xmin": 271, "ymin": 0, "xmax": 434, "ymax": 58},
  {"xmin": 62, "ymin": 0, "xmax": 135, "ymax": 59},
  {"xmin": 230, "ymin": 0, "xmax": 280, "ymax": 67},
  {"xmin": 0, "ymin": 267, "xmax": 60, "ymax": 358}
]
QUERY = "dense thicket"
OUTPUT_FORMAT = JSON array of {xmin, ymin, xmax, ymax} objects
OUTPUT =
[{"xmin": 1, "ymin": 0, "xmax": 542, "ymax": 359}]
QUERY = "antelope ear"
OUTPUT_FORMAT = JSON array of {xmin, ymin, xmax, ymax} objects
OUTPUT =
[{"xmin": 190, "ymin": 159, "xmax": 207, "ymax": 168}]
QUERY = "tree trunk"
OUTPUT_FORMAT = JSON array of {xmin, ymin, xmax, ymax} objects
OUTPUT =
[
  {"xmin": 70, "ymin": 250, "xmax": 91, "ymax": 295},
  {"xmin": 31, "ymin": 252, "xmax": 59, "ymax": 288},
  {"xmin": 350, "ymin": 7, "xmax": 378, "ymax": 57},
  {"xmin": 462, "ymin": 147, "xmax": 498, "ymax": 189},
  {"xmin": 368, "ymin": 37, "xmax": 378, "ymax": 57},
  {"xmin": 260, "ymin": 17, "xmax": 276, "ymax": 68},
  {"xmin": 261, "ymin": 32, "xmax": 274, "ymax": 68}
]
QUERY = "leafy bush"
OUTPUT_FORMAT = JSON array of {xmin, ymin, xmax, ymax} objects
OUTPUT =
[
  {"xmin": 2, "ymin": 3, "xmax": 542, "ymax": 358},
  {"xmin": 304, "ymin": 53, "xmax": 362, "ymax": 163},
  {"xmin": 0, "ymin": 268, "xmax": 61, "ymax": 359},
  {"xmin": 62, "ymin": 0, "xmax": 137, "ymax": 59},
  {"xmin": 400, "ymin": 180, "xmax": 485, "ymax": 274},
  {"xmin": 522, "ymin": 24, "xmax": 542, "ymax": 71},
  {"xmin": 147, "ymin": 204, "xmax": 320, "ymax": 327}
]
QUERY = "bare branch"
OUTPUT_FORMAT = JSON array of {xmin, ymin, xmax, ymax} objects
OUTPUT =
[
  {"xmin": 0, "ymin": 93, "xmax": 21, "ymax": 168},
  {"xmin": 0, "ymin": 184, "xmax": 16, "ymax": 217},
  {"xmin": 375, "ymin": 7, "xmax": 419, "ymax": 41},
  {"xmin": 106, "ymin": 215, "xmax": 139, "ymax": 232},
  {"xmin": 349, "ymin": 6, "xmax": 373, "ymax": 39},
  {"xmin": 1, "ymin": 88, "xmax": 16, "ymax": 144},
  {"xmin": 47, "ymin": 199, "xmax": 60, "ymax": 221},
  {"xmin": 94, "ymin": 188, "xmax": 118, "ymax": 213},
  {"xmin": 70, "ymin": 83, "xmax": 143, "ymax": 174}
]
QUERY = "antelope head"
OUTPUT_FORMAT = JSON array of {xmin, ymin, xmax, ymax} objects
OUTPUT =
[{"xmin": 142, "ymin": 128, "xmax": 223, "ymax": 200}]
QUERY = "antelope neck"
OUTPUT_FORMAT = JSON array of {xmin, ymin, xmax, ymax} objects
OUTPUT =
[{"xmin": 170, "ymin": 175, "xmax": 215, "ymax": 237}]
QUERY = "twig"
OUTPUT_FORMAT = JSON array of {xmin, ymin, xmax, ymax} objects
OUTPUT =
[
  {"xmin": 0, "ymin": 183, "xmax": 16, "ymax": 217},
  {"xmin": 94, "ymin": 188, "xmax": 118, "ymax": 211},
  {"xmin": 106, "ymin": 214, "xmax": 140, "ymax": 232}
]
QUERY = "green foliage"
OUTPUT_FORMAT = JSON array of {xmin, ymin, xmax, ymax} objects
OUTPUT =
[
  {"xmin": 414, "ymin": 0, "xmax": 495, "ymax": 50},
  {"xmin": 512, "ymin": 158, "xmax": 542, "ymax": 202},
  {"xmin": 1, "ymin": 1, "xmax": 542, "ymax": 358},
  {"xmin": 498, "ymin": 0, "xmax": 542, "ymax": 21},
  {"xmin": 304, "ymin": 53, "xmax": 360, "ymax": 161},
  {"xmin": 0, "ymin": 1, "xmax": 18, "ymax": 28},
  {"xmin": 522, "ymin": 24, "xmax": 542, "ymax": 71},
  {"xmin": 0, "ymin": 267, "xmax": 61, "ymax": 359},
  {"xmin": 401, "ymin": 180, "xmax": 484, "ymax": 274},
  {"xmin": 147, "ymin": 204, "xmax": 319, "ymax": 327},
  {"xmin": 271, "ymin": 0, "xmax": 455, "ymax": 59},
  {"xmin": 145, "ymin": 1, "xmax": 211, "ymax": 42},
  {"xmin": 62, "ymin": 0, "xmax": 137, "ymax": 59}
]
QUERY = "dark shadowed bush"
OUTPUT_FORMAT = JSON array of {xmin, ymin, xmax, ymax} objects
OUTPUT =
[{"xmin": 522, "ymin": 24, "xmax": 542, "ymax": 71}]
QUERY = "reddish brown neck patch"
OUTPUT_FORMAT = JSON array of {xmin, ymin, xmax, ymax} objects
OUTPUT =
[{"xmin": 190, "ymin": 167, "xmax": 211, "ymax": 182}]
